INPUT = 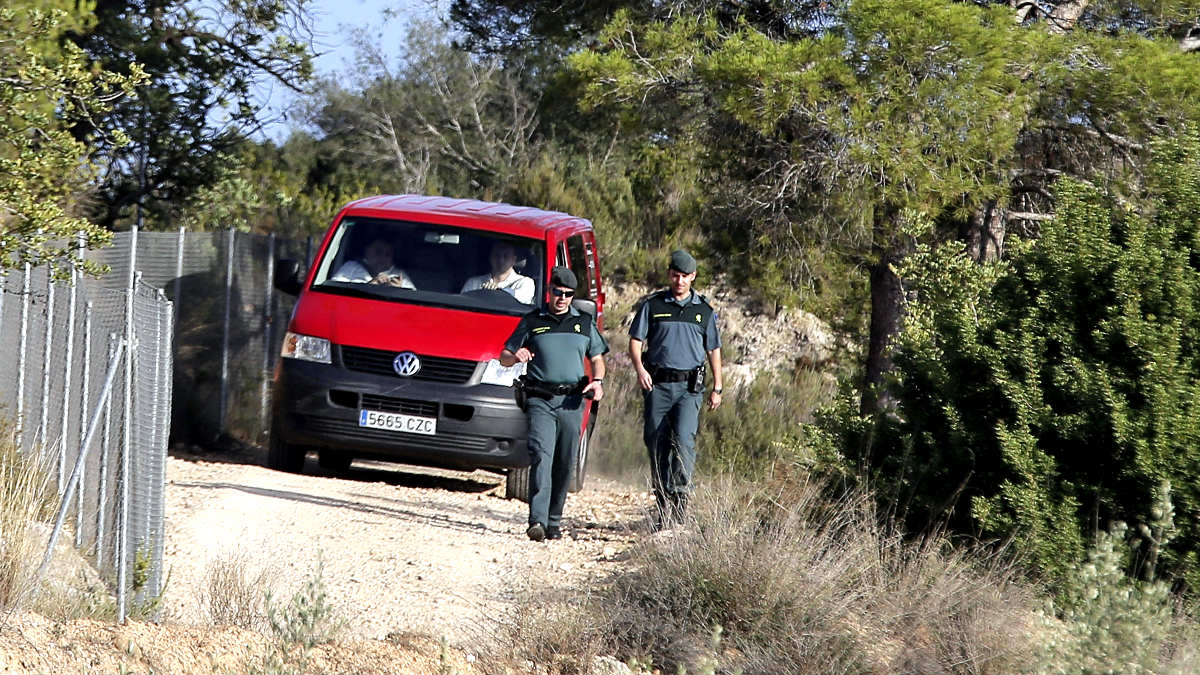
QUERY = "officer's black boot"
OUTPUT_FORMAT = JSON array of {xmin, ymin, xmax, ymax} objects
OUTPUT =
[
  {"xmin": 672, "ymin": 492, "xmax": 689, "ymax": 522},
  {"xmin": 651, "ymin": 492, "xmax": 670, "ymax": 531}
]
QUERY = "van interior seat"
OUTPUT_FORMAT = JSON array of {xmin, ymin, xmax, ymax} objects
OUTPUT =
[{"xmin": 404, "ymin": 243, "xmax": 456, "ymax": 293}]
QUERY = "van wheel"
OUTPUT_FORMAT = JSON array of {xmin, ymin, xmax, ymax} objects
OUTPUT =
[
  {"xmin": 318, "ymin": 450, "xmax": 352, "ymax": 473},
  {"xmin": 505, "ymin": 466, "xmax": 530, "ymax": 502},
  {"xmin": 569, "ymin": 418, "xmax": 594, "ymax": 493},
  {"xmin": 267, "ymin": 420, "xmax": 305, "ymax": 473}
]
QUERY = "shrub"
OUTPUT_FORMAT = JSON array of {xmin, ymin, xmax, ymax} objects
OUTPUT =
[
  {"xmin": 846, "ymin": 131, "xmax": 1200, "ymax": 586},
  {"xmin": 483, "ymin": 475, "xmax": 1043, "ymax": 674}
]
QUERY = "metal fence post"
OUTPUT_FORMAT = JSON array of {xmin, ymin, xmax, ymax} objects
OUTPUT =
[
  {"xmin": 97, "ymin": 333, "xmax": 115, "ymax": 565},
  {"xmin": 60, "ymin": 264, "xmax": 79, "ymax": 494},
  {"xmin": 174, "ymin": 227, "xmax": 184, "ymax": 340},
  {"xmin": 118, "ymin": 226, "xmax": 137, "ymax": 623},
  {"xmin": 261, "ymin": 233, "xmax": 275, "ymax": 432},
  {"xmin": 76, "ymin": 300, "xmax": 92, "ymax": 548},
  {"xmin": 38, "ymin": 274, "xmax": 55, "ymax": 463},
  {"xmin": 219, "ymin": 227, "xmax": 234, "ymax": 436},
  {"xmin": 17, "ymin": 263, "xmax": 30, "ymax": 442},
  {"xmin": 151, "ymin": 289, "xmax": 171, "ymax": 603}
]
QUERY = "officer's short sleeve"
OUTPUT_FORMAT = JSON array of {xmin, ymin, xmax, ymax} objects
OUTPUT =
[
  {"xmin": 503, "ymin": 315, "xmax": 532, "ymax": 354},
  {"xmin": 629, "ymin": 299, "xmax": 651, "ymax": 341},
  {"xmin": 705, "ymin": 310, "xmax": 722, "ymax": 351},
  {"xmin": 587, "ymin": 320, "xmax": 609, "ymax": 358}
]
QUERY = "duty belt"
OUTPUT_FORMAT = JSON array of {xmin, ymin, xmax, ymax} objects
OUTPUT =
[
  {"xmin": 649, "ymin": 366, "xmax": 697, "ymax": 383},
  {"xmin": 524, "ymin": 377, "xmax": 587, "ymax": 397}
]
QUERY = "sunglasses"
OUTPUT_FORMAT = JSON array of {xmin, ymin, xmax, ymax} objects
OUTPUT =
[{"xmin": 551, "ymin": 288, "xmax": 575, "ymax": 298}]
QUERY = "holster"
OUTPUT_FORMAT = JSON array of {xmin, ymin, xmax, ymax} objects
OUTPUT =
[
  {"xmin": 513, "ymin": 375, "xmax": 529, "ymax": 412},
  {"xmin": 687, "ymin": 363, "xmax": 706, "ymax": 394}
]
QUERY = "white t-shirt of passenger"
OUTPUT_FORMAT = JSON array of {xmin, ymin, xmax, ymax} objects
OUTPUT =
[{"xmin": 460, "ymin": 271, "xmax": 535, "ymax": 304}]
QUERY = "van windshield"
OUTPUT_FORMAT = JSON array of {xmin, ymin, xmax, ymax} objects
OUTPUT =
[{"xmin": 310, "ymin": 216, "xmax": 544, "ymax": 315}]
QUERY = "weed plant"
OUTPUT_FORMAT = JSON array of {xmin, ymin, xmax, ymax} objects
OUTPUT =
[
  {"xmin": 204, "ymin": 548, "xmax": 272, "ymax": 630},
  {"xmin": 252, "ymin": 559, "xmax": 344, "ymax": 674},
  {"xmin": 0, "ymin": 428, "xmax": 54, "ymax": 614}
]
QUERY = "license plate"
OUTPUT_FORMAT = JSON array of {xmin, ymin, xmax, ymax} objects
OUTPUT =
[{"xmin": 358, "ymin": 409, "xmax": 437, "ymax": 435}]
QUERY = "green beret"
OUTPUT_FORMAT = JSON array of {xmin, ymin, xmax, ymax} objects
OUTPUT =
[
  {"xmin": 669, "ymin": 249, "xmax": 697, "ymax": 274},
  {"xmin": 550, "ymin": 266, "xmax": 577, "ymax": 288}
]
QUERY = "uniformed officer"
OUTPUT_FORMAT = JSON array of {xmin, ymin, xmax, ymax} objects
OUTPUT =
[
  {"xmin": 628, "ymin": 249, "xmax": 723, "ymax": 528},
  {"xmin": 500, "ymin": 266, "xmax": 608, "ymax": 541}
]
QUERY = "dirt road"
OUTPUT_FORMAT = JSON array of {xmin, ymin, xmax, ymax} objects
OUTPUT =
[{"xmin": 162, "ymin": 445, "xmax": 652, "ymax": 645}]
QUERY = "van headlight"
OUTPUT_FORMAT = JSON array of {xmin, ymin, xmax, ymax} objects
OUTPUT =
[
  {"xmin": 479, "ymin": 358, "xmax": 526, "ymax": 386},
  {"xmin": 281, "ymin": 331, "xmax": 331, "ymax": 364}
]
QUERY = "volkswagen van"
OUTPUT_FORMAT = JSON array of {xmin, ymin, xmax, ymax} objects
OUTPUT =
[{"xmin": 269, "ymin": 195, "xmax": 605, "ymax": 500}]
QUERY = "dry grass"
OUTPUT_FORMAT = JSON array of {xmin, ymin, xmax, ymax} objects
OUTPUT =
[
  {"xmin": 202, "ymin": 549, "xmax": 273, "ymax": 630},
  {"xmin": 481, "ymin": 473, "xmax": 1043, "ymax": 674},
  {"xmin": 0, "ymin": 430, "xmax": 55, "ymax": 614}
]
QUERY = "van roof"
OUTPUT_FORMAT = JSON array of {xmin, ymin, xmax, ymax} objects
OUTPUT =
[{"xmin": 342, "ymin": 194, "xmax": 591, "ymax": 238}]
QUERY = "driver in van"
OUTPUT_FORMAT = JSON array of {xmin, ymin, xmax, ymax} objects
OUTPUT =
[
  {"xmin": 331, "ymin": 237, "xmax": 416, "ymax": 288},
  {"xmin": 460, "ymin": 240, "xmax": 535, "ymax": 304}
]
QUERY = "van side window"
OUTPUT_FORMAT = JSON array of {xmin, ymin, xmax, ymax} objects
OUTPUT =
[{"xmin": 565, "ymin": 235, "xmax": 591, "ymax": 299}]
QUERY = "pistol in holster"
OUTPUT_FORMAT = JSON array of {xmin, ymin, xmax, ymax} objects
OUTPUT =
[
  {"xmin": 513, "ymin": 375, "xmax": 529, "ymax": 412},
  {"xmin": 687, "ymin": 363, "xmax": 706, "ymax": 394}
]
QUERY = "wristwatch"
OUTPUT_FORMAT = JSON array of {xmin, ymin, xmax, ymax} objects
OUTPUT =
[
  {"xmin": 712, "ymin": 387, "xmax": 723, "ymax": 394},
  {"xmin": 592, "ymin": 378, "xmax": 603, "ymax": 383}
]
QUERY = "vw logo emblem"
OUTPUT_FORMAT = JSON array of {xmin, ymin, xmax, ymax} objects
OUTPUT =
[{"xmin": 393, "ymin": 351, "xmax": 421, "ymax": 377}]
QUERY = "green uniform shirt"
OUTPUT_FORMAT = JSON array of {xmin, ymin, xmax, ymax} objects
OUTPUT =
[
  {"xmin": 629, "ymin": 290, "xmax": 721, "ymax": 371},
  {"xmin": 504, "ymin": 305, "xmax": 608, "ymax": 384}
]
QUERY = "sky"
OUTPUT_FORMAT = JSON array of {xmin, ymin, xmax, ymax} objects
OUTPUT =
[{"xmin": 253, "ymin": 0, "xmax": 444, "ymax": 141}]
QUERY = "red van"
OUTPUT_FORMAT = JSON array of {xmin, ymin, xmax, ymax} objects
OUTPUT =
[{"xmin": 270, "ymin": 195, "xmax": 605, "ymax": 500}]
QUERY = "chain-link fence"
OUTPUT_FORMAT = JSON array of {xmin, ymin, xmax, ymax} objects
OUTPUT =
[
  {"xmin": 1, "ymin": 226, "xmax": 308, "ymax": 622},
  {"xmin": 0, "ymin": 242, "xmax": 172, "ymax": 621}
]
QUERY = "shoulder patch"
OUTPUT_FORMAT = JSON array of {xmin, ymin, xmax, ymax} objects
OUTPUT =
[{"xmin": 532, "ymin": 326, "xmax": 551, "ymax": 334}]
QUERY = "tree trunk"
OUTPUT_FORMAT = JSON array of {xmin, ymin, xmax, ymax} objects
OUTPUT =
[
  {"xmin": 862, "ymin": 229, "xmax": 906, "ymax": 416},
  {"xmin": 963, "ymin": 199, "xmax": 1006, "ymax": 262}
]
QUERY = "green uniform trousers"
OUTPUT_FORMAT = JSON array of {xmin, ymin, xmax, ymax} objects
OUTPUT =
[
  {"xmin": 526, "ymin": 393, "xmax": 584, "ymax": 528},
  {"xmin": 643, "ymin": 380, "xmax": 702, "ymax": 503}
]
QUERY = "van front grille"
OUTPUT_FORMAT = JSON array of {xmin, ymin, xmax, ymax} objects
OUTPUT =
[
  {"xmin": 360, "ymin": 394, "xmax": 438, "ymax": 417},
  {"xmin": 340, "ymin": 346, "xmax": 477, "ymax": 384}
]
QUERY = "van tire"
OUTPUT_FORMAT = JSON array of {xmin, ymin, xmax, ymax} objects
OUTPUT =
[
  {"xmin": 505, "ymin": 466, "xmax": 530, "ymax": 502},
  {"xmin": 318, "ymin": 450, "xmax": 352, "ymax": 473},
  {"xmin": 267, "ymin": 420, "xmax": 306, "ymax": 473},
  {"xmin": 569, "ymin": 419, "xmax": 594, "ymax": 493}
]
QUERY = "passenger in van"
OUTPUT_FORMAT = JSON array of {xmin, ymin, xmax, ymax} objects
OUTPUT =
[
  {"xmin": 331, "ymin": 237, "xmax": 416, "ymax": 289},
  {"xmin": 460, "ymin": 241, "xmax": 535, "ymax": 304}
]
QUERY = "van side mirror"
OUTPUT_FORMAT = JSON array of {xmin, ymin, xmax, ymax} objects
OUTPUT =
[
  {"xmin": 571, "ymin": 297, "xmax": 597, "ymax": 317},
  {"xmin": 274, "ymin": 258, "xmax": 305, "ymax": 296}
]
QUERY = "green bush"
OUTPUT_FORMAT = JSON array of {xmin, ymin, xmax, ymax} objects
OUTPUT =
[{"xmin": 845, "ymin": 130, "xmax": 1200, "ymax": 586}]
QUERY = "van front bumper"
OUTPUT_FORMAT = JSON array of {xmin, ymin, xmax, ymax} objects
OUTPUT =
[{"xmin": 272, "ymin": 358, "xmax": 529, "ymax": 471}]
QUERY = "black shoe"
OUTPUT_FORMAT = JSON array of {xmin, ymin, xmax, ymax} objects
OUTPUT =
[
  {"xmin": 546, "ymin": 526, "xmax": 562, "ymax": 540},
  {"xmin": 526, "ymin": 523, "xmax": 546, "ymax": 541}
]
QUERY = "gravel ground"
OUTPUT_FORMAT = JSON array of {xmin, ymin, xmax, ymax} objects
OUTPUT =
[{"xmin": 162, "ymin": 445, "xmax": 653, "ymax": 646}]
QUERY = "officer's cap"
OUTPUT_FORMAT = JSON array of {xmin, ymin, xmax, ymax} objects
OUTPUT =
[
  {"xmin": 669, "ymin": 249, "xmax": 697, "ymax": 274},
  {"xmin": 550, "ymin": 266, "xmax": 577, "ymax": 289}
]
